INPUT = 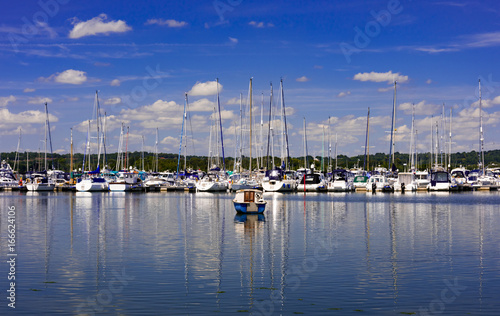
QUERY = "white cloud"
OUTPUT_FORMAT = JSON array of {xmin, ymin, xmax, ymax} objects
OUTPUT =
[
  {"xmin": 399, "ymin": 101, "xmax": 440, "ymax": 116},
  {"xmin": 226, "ymin": 97, "xmax": 246, "ymax": 105},
  {"xmin": 229, "ymin": 37, "xmax": 238, "ymax": 44},
  {"xmin": 28, "ymin": 97, "xmax": 53, "ymax": 105},
  {"xmin": 110, "ymin": 79, "xmax": 121, "ymax": 86},
  {"xmin": 472, "ymin": 95, "xmax": 500, "ymax": 108},
  {"xmin": 189, "ymin": 98, "xmax": 216, "ymax": 111},
  {"xmin": 145, "ymin": 19, "xmax": 188, "ymax": 28},
  {"xmin": 104, "ymin": 97, "xmax": 122, "ymax": 105},
  {"xmin": 296, "ymin": 76, "xmax": 310, "ymax": 82},
  {"xmin": 353, "ymin": 71, "xmax": 409, "ymax": 84},
  {"xmin": 40, "ymin": 69, "xmax": 87, "ymax": 85},
  {"xmin": 55, "ymin": 69, "xmax": 87, "ymax": 85},
  {"xmin": 69, "ymin": 14, "xmax": 132, "ymax": 39},
  {"xmin": 337, "ymin": 91, "xmax": 351, "ymax": 98},
  {"xmin": 23, "ymin": 88, "xmax": 35, "ymax": 93},
  {"xmin": 314, "ymin": 65, "xmax": 323, "ymax": 69},
  {"xmin": 249, "ymin": 21, "xmax": 274, "ymax": 28},
  {"xmin": 188, "ymin": 80, "xmax": 223, "ymax": 96},
  {"xmin": 426, "ymin": 79, "xmax": 432, "ymax": 84},
  {"xmin": 0, "ymin": 108, "xmax": 58, "ymax": 126},
  {"xmin": 0, "ymin": 95, "xmax": 16, "ymax": 107}
]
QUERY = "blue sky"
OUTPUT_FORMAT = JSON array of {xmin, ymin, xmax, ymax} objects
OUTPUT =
[{"xmin": 1, "ymin": 0, "xmax": 500, "ymax": 165}]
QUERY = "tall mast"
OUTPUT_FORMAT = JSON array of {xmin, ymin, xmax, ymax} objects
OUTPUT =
[
  {"xmin": 125, "ymin": 126, "xmax": 129, "ymax": 170},
  {"xmin": 239, "ymin": 92, "xmax": 243, "ymax": 173},
  {"xmin": 281, "ymin": 78, "xmax": 290, "ymax": 170},
  {"xmin": 70, "ymin": 128, "xmax": 73, "ymax": 174},
  {"xmin": 184, "ymin": 94, "xmax": 188, "ymax": 171},
  {"xmin": 248, "ymin": 78, "xmax": 252, "ymax": 173},
  {"xmin": 328, "ymin": 117, "xmax": 331, "ymax": 171},
  {"xmin": 321, "ymin": 128, "xmax": 325, "ymax": 172},
  {"xmin": 260, "ymin": 92, "xmax": 264, "ymax": 170},
  {"xmin": 389, "ymin": 81, "xmax": 397, "ymax": 169},
  {"xmin": 155, "ymin": 128, "xmax": 159, "ymax": 172},
  {"xmin": 430, "ymin": 116, "xmax": 433, "ymax": 170},
  {"xmin": 216, "ymin": 78, "xmax": 226, "ymax": 172},
  {"xmin": 409, "ymin": 104, "xmax": 415, "ymax": 171},
  {"xmin": 448, "ymin": 108, "xmax": 452, "ymax": 170},
  {"xmin": 303, "ymin": 117, "xmax": 307, "ymax": 169},
  {"xmin": 177, "ymin": 94, "xmax": 187, "ymax": 177},
  {"xmin": 141, "ymin": 135, "xmax": 145, "ymax": 171},
  {"xmin": 435, "ymin": 120, "xmax": 439, "ymax": 168},
  {"xmin": 95, "ymin": 91, "xmax": 101, "ymax": 169},
  {"xmin": 479, "ymin": 79, "xmax": 485, "ymax": 174},
  {"xmin": 44, "ymin": 103, "xmax": 48, "ymax": 171},
  {"xmin": 269, "ymin": 83, "xmax": 275, "ymax": 169},
  {"xmin": 363, "ymin": 107, "xmax": 370, "ymax": 171}
]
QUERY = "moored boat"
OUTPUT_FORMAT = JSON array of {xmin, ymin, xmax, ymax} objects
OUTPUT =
[{"xmin": 233, "ymin": 189, "xmax": 267, "ymax": 214}]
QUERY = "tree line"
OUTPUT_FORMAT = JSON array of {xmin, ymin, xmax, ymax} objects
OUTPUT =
[{"xmin": 1, "ymin": 149, "xmax": 499, "ymax": 173}]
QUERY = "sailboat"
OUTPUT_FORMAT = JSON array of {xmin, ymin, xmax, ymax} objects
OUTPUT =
[
  {"xmin": 26, "ymin": 103, "xmax": 55, "ymax": 191},
  {"xmin": 196, "ymin": 79, "xmax": 229, "ymax": 192},
  {"xmin": 262, "ymin": 79, "xmax": 297, "ymax": 192},
  {"xmin": 76, "ymin": 91, "xmax": 109, "ymax": 192}
]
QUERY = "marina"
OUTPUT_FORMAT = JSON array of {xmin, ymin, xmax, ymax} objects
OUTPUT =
[{"xmin": 1, "ymin": 190, "xmax": 500, "ymax": 315}]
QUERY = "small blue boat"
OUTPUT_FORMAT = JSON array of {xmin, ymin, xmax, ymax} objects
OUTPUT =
[{"xmin": 233, "ymin": 189, "xmax": 267, "ymax": 214}]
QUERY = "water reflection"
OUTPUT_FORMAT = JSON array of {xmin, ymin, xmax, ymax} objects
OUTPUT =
[{"xmin": 1, "ymin": 191, "xmax": 500, "ymax": 315}]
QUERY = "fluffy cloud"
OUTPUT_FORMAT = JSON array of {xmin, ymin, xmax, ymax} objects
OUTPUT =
[
  {"xmin": 110, "ymin": 79, "xmax": 121, "ymax": 86},
  {"xmin": 188, "ymin": 80, "xmax": 223, "ymax": 96},
  {"xmin": 353, "ymin": 71, "xmax": 409, "ymax": 84},
  {"xmin": 0, "ymin": 108, "xmax": 58, "ymax": 127},
  {"xmin": 23, "ymin": 88, "xmax": 35, "ymax": 93},
  {"xmin": 472, "ymin": 95, "xmax": 500, "ymax": 108},
  {"xmin": 189, "ymin": 98, "xmax": 216, "ymax": 111},
  {"xmin": 399, "ymin": 101, "xmax": 441, "ymax": 116},
  {"xmin": 296, "ymin": 76, "xmax": 310, "ymax": 82},
  {"xmin": 69, "ymin": 14, "xmax": 132, "ymax": 39},
  {"xmin": 0, "ymin": 95, "xmax": 16, "ymax": 107},
  {"xmin": 145, "ymin": 19, "xmax": 188, "ymax": 27},
  {"xmin": 229, "ymin": 37, "xmax": 238, "ymax": 44},
  {"xmin": 55, "ymin": 69, "xmax": 87, "ymax": 85},
  {"xmin": 28, "ymin": 97, "xmax": 53, "ymax": 104},
  {"xmin": 40, "ymin": 69, "xmax": 88, "ymax": 85},
  {"xmin": 337, "ymin": 91, "xmax": 351, "ymax": 98}
]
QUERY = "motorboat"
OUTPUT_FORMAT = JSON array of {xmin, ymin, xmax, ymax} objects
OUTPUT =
[{"xmin": 233, "ymin": 189, "xmax": 267, "ymax": 214}]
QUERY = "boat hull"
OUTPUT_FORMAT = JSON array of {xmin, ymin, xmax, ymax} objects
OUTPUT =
[
  {"xmin": 262, "ymin": 179, "xmax": 296, "ymax": 192},
  {"xmin": 76, "ymin": 179, "xmax": 109, "ymax": 192},
  {"xmin": 26, "ymin": 183, "xmax": 55, "ymax": 191},
  {"xmin": 233, "ymin": 201, "xmax": 266, "ymax": 214}
]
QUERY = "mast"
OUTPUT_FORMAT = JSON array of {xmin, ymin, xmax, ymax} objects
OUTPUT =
[
  {"xmin": 184, "ymin": 94, "xmax": 188, "ymax": 171},
  {"xmin": 409, "ymin": 104, "xmax": 415, "ymax": 171},
  {"xmin": 435, "ymin": 120, "xmax": 439, "ymax": 168},
  {"xmin": 216, "ymin": 78, "xmax": 226, "ymax": 172},
  {"xmin": 265, "ymin": 83, "xmax": 273, "ymax": 170},
  {"xmin": 125, "ymin": 126, "xmax": 129, "ymax": 170},
  {"xmin": 177, "ymin": 94, "xmax": 187, "ymax": 177},
  {"xmin": 70, "ymin": 128, "xmax": 73, "ymax": 175},
  {"xmin": 321, "ymin": 128, "xmax": 325, "ymax": 172},
  {"xmin": 44, "ymin": 103, "xmax": 48, "ymax": 171},
  {"xmin": 448, "ymin": 108, "xmax": 452, "ymax": 170},
  {"xmin": 479, "ymin": 79, "xmax": 485, "ymax": 174},
  {"xmin": 248, "ymin": 78, "xmax": 252, "ymax": 173},
  {"xmin": 14, "ymin": 128, "xmax": 21, "ymax": 172},
  {"xmin": 303, "ymin": 117, "xmax": 307, "ymax": 169},
  {"xmin": 430, "ymin": 116, "xmax": 433, "ymax": 170},
  {"xmin": 95, "ymin": 91, "xmax": 101, "ymax": 169},
  {"xmin": 141, "ymin": 135, "xmax": 145, "ymax": 171},
  {"xmin": 239, "ymin": 92, "xmax": 243, "ymax": 173},
  {"xmin": 281, "ymin": 78, "xmax": 291, "ymax": 170},
  {"xmin": 260, "ymin": 92, "xmax": 264, "ymax": 170},
  {"xmin": 328, "ymin": 117, "xmax": 331, "ymax": 171},
  {"xmin": 388, "ymin": 81, "xmax": 397, "ymax": 169},
  {"xmin": 363, "ymin": 107, "xmax": 370, "ymax": 171},
  {"xmin": 155, "ymin": 128, "xmax": 159, "ymax": 172}
]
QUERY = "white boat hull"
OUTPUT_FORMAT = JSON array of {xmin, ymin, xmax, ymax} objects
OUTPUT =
[
  {"xmin": 196, "ymin": 181, "xmax": 227, "ymax": 192},
  {"xmin": 76, "ymin": 179, "xmax": 109, "ymax": 192},
  {"xmin": 26, "ymin": 183, "xmax": 55, "ymax": 191},
  {"xmin": 262, "ymin": 179, "xmax": 296, "ymax": 192}
]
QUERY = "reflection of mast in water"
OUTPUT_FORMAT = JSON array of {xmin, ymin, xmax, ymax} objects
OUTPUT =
[
  {"xmin": 44, "ymin": 194, "xmax": 54, "ymax": 285},
  {"xmin": 70, "ymin": 194, "xmax": 74, "ymax": 256},
  {"xmin": 479, "ymin": 208, "xmax": 484, "ymax": 311},
  {"xmin": 364, "ymin": 201, "xmax": 371, "ymax": 269},
  {"xmin": 215, "ymin": 196, "xmax": 225, "ymax": 309},
  {"xmin": 389, "ymin": 202, "xmax": 398, "ymax": 305}
]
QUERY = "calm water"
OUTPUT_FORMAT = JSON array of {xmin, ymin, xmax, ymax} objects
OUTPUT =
[{"xmin": 1, "ymin": 190, "xmax": 499, "ymax": 315}]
